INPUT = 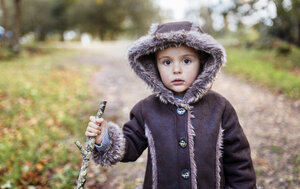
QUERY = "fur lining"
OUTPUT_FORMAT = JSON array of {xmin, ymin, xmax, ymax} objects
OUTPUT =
[
  {"xmin": 148, "ymin": 23, "xmax": 159, "ymax": 35},
  {"xmin": 216, "ymin": 124, "xmax": 224, "ymax": 189},
  {"xmin": 190, "ymin": 22, "xmax": 201, "ymax": 33},
  {"xmin": 225, "ymin": 185, "xmax": 262, "ymax": 189},
  {"xmin": 92, "ymin": 122, "xmax": 126, "ymax": 167},
  {"xmin": 187, "ymin": 110, "xmax": 197, "ymax": 189},
  {"xmin": 126, "ymin": 21, "xmax": 226, "ymax": 107},
  {"xmin": 145, "ymin": 124, "xmax": 158, "ymax": 189}
]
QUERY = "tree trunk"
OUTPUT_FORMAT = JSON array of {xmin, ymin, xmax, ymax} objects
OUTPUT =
[
  {"xmin": 222, "ymin": 13, "xmax": 228, "ymax": 31},
  {"xmin": 37, "ymin": 31, "xmax": 47, "ymax": 41},
  {"xmin": 0, "ymin": 0, "xmax": 8, "ymax": 47},
  {"xmin": 60, "ymin": 32, "xmax": 64, "ymax": 42},
  {"xmin": 298, "ymin": 20, "xmax": 300, "ymax": 47},
  {"xmin": 98, "ymin": 26, "xmax": 104, "ymax": 40},
  {"xmin": 12, "ymin": 0, "xmax": 22, "ymax": 53}
]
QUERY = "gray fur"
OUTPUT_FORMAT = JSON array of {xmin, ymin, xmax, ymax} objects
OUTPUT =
[
  {"xmin": 216, "ymin": 125, "xmax": 225, "ymax": 189},
  {"xmin": 225, "ymin": 185, "xmax": 262, "ymax": 189},
  {"xmin": 126, "ymin": 22, "xmax": 227, "ymax": 107},
  {"xmin": 145, "ymin": 123, "xmax": 158, "ymax": 189},
  {"xmin": 92, "ymin": 122, "xmax": 126, "ymax": 167},
  {"xmin": 187, "ymin": 110, "xmax": 197, "ymax": 189},
  {"xmin": 148, "ymin": 23, "xmax": 159, "ymax": 35}
]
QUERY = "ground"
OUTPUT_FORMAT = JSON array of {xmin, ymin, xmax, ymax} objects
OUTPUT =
[{"xmin": 65, "ymin": 41, "xmax": 300, "ymax": 189}]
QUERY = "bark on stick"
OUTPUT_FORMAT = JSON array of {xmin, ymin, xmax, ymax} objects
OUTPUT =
[{"xmin": 75, "ymin": 101, "xmax": 107, "ymax": 189}]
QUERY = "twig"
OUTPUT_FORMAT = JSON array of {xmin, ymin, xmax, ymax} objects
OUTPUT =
[{"xmin": 75, "ymin": 101, "xmax": 107, "ymax": 189}]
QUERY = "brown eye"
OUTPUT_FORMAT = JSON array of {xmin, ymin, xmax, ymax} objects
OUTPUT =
[
  {"xmin": 183, "ymin": 58, "xmax": 192, "ymax": 64},
  {"xmin": 163, "ymin": 60, "xmax": 171, "ymax": 65}
]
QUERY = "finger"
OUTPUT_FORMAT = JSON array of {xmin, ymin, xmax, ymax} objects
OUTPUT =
[
  {"xmin": 95, "ymin": 118, "xmax": 104, "ymax": 124},
  {"xmin": 87, "ymin": 126, "xmax": 101, "ymax": 134},
  {"xmin": 89, "ymin": 116, "xmax": 96, "ymax": 122},
  {"xmin": 88, "ymin": 122, "xmax": 101, "ymax": 130},
  {"xmin": 85, "ymin": 131, "xmax": 98, "ymax": 137}
]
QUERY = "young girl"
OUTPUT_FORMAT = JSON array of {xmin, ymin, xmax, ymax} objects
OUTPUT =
[{"xmin": 85, "ymin": 21, "xmax": 257, "ymax": 189}]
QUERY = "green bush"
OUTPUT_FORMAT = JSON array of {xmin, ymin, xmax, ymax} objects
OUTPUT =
[
  {"xmin": 224, "ymin": 46, "xmax": 300, "ymax": 99},
  {"xmin": 0, "ymin": 48, "xmax": 96, "ymax": 188}
]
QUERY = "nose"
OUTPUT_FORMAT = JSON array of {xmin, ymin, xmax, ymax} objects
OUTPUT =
[{"xmin": 173, "ymin": 62, "xmax": 182, "ymax": 74}]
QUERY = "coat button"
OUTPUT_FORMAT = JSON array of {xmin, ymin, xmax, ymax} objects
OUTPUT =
[
  {"xmin": 178, "ymin": 138, "xmax": 187, "ymax": 148},
  {"xmin": 177, "ymin": 107, "xmax": 186, "ymax": 115},
  {"xmin": 181, "ymin": 169, "xmax": 190, "ymax": 179}
]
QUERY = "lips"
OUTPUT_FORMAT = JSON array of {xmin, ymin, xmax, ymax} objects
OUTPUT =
[{"xmin": 172, "ymin": 79, "xmax": 185, "ymax": 85}]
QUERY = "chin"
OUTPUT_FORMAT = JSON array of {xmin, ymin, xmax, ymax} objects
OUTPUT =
[
  {"xmin": 172, "ymin": 89, "xmax": 187, "ymax": 95},
  {"xmin": 172, "ymin": 87, "xmax": 187, "ymax": 93}
]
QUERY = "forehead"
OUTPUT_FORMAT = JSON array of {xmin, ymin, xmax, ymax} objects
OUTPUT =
[{"xmin": 156, "ymin": 45, "xmax": 198, "ymax": 58}]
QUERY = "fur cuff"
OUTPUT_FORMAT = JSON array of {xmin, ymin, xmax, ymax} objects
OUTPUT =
[{"xmin": 92, "ymin": 122, "xmax": 126, "ymax": 167}]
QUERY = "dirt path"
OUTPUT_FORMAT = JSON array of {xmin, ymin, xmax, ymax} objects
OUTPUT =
[{"xmin": 69, "ymin": 41, "xmax": 300, "ymax": 188}]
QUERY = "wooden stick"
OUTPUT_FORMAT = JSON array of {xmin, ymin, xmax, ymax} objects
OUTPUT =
[{"xmin": 75, "ymin": 101, "xmax": 107, "ymax": 189}]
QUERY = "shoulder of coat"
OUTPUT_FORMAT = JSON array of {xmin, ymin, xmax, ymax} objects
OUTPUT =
[
  {"xmin": 131, "ymin": 94, "xmax": 157, "ymax": 113},
  {"xmin": 141, "ymin": 94, "xmax": 160, "ymax": 104},
  {"xmin": 204, "ymin": 90, "xmax": 226, "ymax": 101},
  {"xmin": 197, "ymin": 90, "xmax": 228, "ymax": 109}
]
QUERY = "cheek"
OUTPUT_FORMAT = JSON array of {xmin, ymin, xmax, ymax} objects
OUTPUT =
[
  {"xmin": 157, "ymin": 66, "xmax": 169, "ymax": 80},
  {"xmin": 159, "ymin": 69, "xmax": 170, "ymax": 83},
  {"xmin": 186, "ymin": 66, "xmax": 199, "ymax": 83}
]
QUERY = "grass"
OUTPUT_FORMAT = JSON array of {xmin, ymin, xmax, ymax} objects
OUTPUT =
[
  {"xmin": 223, "ymin": 45, "xmax": 300, "ymax": 99},
  {"xmin": 0, "ymin": 47, "xmax": 96, "ymax": 188}
]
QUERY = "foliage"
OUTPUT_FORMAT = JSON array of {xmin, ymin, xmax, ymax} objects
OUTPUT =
[
  {"xmin": 0, "ymin": 42, "xmax": 53, "ymax": 60},
  {"xmin": 206, "ymin": 0, "xmax": 300, "ymax": 47},
  {"xmin": 0, "ymin": 0, "xmax": 160, "ymax": 42},
  {"xmin": 270, "ymin": 0, "xmax": 300, "ymax": 46},
  {"xmin": 0, "ymin": 48, "xmax": 95, "ymax": 187},
  {"xmin": 0, "ymin": 47, "xmax": 15, "ymax": 59},
  {"xmin": 224, "ymin": 45, "xmax": 300, "ymax": 99},
  {"xmin": 20, "ymin": 0, "xmax": 74, "ymax": 41},
  {"xmin": 67, "ymin": 0, "xmax": 161, "ymax": 39}
]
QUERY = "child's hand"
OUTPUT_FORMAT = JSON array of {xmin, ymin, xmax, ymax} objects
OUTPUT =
[{"xmin": 85, "ymin": 116, "xmax": 107, "ymax": 145}]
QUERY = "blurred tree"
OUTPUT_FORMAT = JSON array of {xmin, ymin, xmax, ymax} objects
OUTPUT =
[
  {"xmin": 208, "ymin": 0, "xmax": 300, "ymax": 46},
  {"xmin": 12, "ymin": 0, "xmax": 21, "ymax": 53},
  {"xmin": 198, "ymin": 6, "xmax": 215, "ymax": 35},
  {"xmin": 1, "ymin": 0, "xmax": 160, "ymax": 42},
  {"xmin": 208, "ymin": 0, "xmax": 255, "ymax": 32},
  {"xmin": 0, "ymin": 0, "xmax": 8, "ymax": 46},
  {"xmin": 68, "ymin": 0, "xmax": 160, "ymax": 40},
  {"xmin": 52, "ymin": 0, "xmax": 76, "ymax": 41},
  {"xmin": 270, "ymin": 0, "xmax": 300, "ymax": 46},
  {"xmin": 0, "ymin": 0, "xmax": 22, "ymax": 50},
  {"xmin": 21, "ymin": 0, "xmax": 55, "ymax": 41},
  {"xmin": 122, "ymin": 0, "xmax": 161, "ymax": 37}
]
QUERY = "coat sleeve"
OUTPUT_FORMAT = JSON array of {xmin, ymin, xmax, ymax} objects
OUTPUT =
[
  {"xmin": 222, "ymin": 100, "xmax": 257, "ymax": 189},
  {"xmin": 92, "ymin": 101, "xmax": 148, "ymax": 167}
]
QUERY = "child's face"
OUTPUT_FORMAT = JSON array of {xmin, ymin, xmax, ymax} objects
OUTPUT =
[{"xmin": 156, "ymin": 45, "xmax": 200, "ymax": 97}]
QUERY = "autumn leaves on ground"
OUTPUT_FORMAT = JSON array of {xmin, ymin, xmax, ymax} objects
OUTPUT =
[
  {"xmin": 0, "ymin": 46, "xmax": 95, "ymax": 188},
  {"xmin": 0, "ymin": 42, "xmax": 300, "ymax": 188}
]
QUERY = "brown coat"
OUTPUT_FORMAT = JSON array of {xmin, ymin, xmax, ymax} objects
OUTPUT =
[{"xmin": 92, "ymin": 21, "xmax": 257, "ymax": 189}]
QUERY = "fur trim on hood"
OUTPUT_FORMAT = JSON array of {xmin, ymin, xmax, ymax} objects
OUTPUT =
[{"xmin": 126, "ymin": 21, "xmax": 227, "ymax": 108}]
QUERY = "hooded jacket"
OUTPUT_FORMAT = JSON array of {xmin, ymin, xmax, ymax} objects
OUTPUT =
[{"xmin": 92, "ymin": 21, "xmax": 257, "ymax": 189}]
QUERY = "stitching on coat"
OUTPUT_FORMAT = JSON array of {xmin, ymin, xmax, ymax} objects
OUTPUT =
[
  {"xmin": 145, "ymin": 123, "xmax": 158, "ymax": 189},
  {"xmin": 216, "ymin": 124, "xmax": 225, "ymax": 189},
  {"xmin": 187, "ymin": 109, "xmax": 197, "ymax": 189}
]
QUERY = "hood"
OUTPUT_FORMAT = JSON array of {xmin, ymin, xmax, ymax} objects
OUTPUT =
[{"xmin": 126, "ymin": 21, "xmax": 227, "ymax": 108}]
